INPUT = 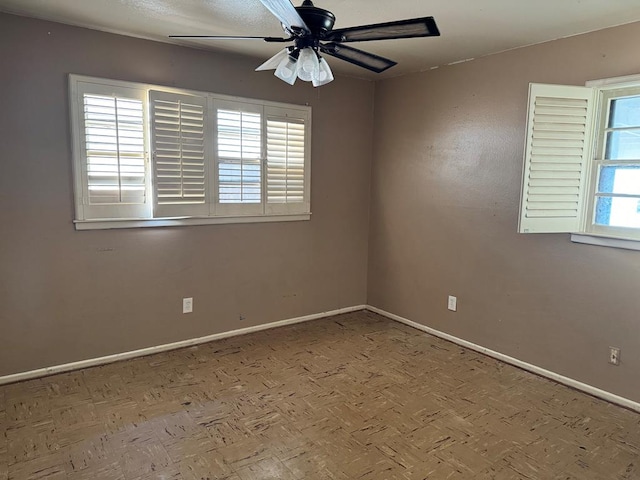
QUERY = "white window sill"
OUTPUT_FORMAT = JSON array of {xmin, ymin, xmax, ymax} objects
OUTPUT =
[
  {"xmin": 74, "ymin": 213, "xmax": 311, "ymax": 231},
  {"xmin": 570, "ymin": 234, "xmax": 640, "ymax": 252}
]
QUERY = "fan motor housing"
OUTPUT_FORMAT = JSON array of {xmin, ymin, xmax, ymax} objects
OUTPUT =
[{"xmin": 295, "ymin": 1, "xmax": 335, "ymax": 36}]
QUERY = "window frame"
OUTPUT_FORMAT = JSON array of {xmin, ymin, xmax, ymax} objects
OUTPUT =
[
  {"xmin": 213, "ymin": 98, "xmax": 265, "ymax": 218},
  {"xmin": 583, "ymin": 78, "xmax": 640, "ymax": 242},
  {"xmin": 69, "ymin": 75, "xmax": 312, "ymax": 230},
  {"xmin": 519, "ymin": 74, "xmax": 640, "ymax": 250}
]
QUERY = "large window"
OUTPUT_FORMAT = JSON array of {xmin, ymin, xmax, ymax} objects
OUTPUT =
[
  {"xmin": 518, "ymin": 74, "xmax": 640, "ymax": 249},
  {"xmin": 69, "ymin": 75, "xmax": 311, "ymax": 230}
]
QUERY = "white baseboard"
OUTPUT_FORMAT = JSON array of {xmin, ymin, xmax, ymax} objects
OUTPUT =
[
  {"xmin": 367, "ymin": 305, "xmax": 640, "ymax": 413},
  {"xmin": 3, "ymin": 303, "xmax": 638, "ymax": 414},
  {"xmin": 0, "ymin": 305, "xmax": 367, "ymax": 386}
]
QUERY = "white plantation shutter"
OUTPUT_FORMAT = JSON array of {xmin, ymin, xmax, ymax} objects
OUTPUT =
[
  {"xmin": 215, "ymin": 100, "xmax": 263, "ymax": 216},
  {"xmin": 83, "ymin": 96, "xmax": 145, "ymax": 205},
  {"xmin": 265, "ymin": 106, "xmax": 310, "ymax": 215},
  {"xmin": 518, "ymin": 84, "xmax": 596, "ymax": 233},
  {"xmin": 70, "ymin": 75, "xmax": 312, "ymax": 227},
  {"xmin": 74, "ymin": 82, "xmax": 150, "ymax": 220},
  {"xmin": 150, "ymin": 91, "xmax": 209, "ymax": 217}
]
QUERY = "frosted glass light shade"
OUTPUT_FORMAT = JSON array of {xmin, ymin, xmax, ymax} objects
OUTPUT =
[
  {"xmin": 296, "ymin": 47, "xmax": 319, "ymax": 82},
  {"xmin": 255, "ymin": 48, "xmax": 289, "ymax": 71},
  {"xmin": 274, "ymin": 53, "xmax": 298, "ymax": 85},
  {"xmin": 260, "ymin": 47, "xmax": 333, "ymax": 87},
  {"xmin": 312, "ymin": 58, "xmax": 334, "ymax": 87}
]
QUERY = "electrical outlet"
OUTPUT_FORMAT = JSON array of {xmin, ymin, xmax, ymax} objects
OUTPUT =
[
  {"xmin": 182, "ymin": 297, "xmax": 193, "ymax": 314},
  {"xmin": 447, "ymin": 295, "xmax": 457, "ymax": 312},
  {"xmin": 609, "ymin": 346, "xmax": 620, "ymax": 365}
]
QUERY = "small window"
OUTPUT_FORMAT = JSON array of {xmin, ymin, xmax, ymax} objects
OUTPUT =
[
  {"xmin": 590, "ymin": 89, "xmax": 640, "ymax": 232},
  {"xmin": 518, "ymin": 76, "xmax": 640, "ymax": 248},
  {"xmin": 69, "ymin": 75, "xmax": 311, "ymax": 230}
]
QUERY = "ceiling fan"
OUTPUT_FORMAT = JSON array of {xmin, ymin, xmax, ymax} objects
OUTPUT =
[{"xmin": 170, "ymin": 0, "xmax": 440, "ymax": 86}]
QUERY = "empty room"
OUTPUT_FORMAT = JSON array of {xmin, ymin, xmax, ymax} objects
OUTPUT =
[{"xmin": 1, "ymin": 0, "xmax": 640, "ymax": 478}]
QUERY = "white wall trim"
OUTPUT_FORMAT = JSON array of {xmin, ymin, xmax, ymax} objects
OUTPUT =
[
  {"xmin": 570, "ymin": 233, "xmax": 640, "ymax": 252},
  {"xmin": 366, "ymin": 305, "xmax": 640, "ymax": 414},
  {"xmin": 3, "ymin": 303, "xmax": 639, "ymax": 414},
  {"xmin": 74, "ymin": 213, "xmax": 312, "ymax": 231},
  {"xmin": 0, "ymin": 305, "xmax": 366, "ymax": 386}
]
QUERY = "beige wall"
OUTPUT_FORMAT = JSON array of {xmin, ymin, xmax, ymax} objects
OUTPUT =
[
  {"xmin": 2, "ymin": 11, "xmax": 640, "ymax": 405},
  {"xmin": 368, "ymin": 22, "xmax": 640, "ymax": 402},
  {"xmin": 0, "ymin": 13, "xmax": 374, "ymax": 376}
]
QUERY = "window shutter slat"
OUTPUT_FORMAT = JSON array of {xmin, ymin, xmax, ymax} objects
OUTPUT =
[
  {"xmin": 150, "ymin": 91, "xmax": 209, "ymax": 217},
  {"xmin": 518, "ymin": 84, "xmax": 596, "ymax": 233}
]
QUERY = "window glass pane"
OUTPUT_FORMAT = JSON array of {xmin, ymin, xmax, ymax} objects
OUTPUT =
[
  {"xmin": 217, "ymin": 108, "xmax": 262, "ymax": 204},
  {"xmin": 605, "ymin": 130, "xmax": 640, "ymax": 160},
  {"xmin": 218, "ymin": 162, "xmax": 261, "ymax": 203},
  {"xmin": 608, "ymin": 96, "xmax": 640, "ymax": 128},
  {"xmin": 597, "ymin": 165, "xmax": 640, "ymax": 195},
  {"xmin": 217, "ymin": 109, "xmax": 261, "ymax": 160},
  {"xmin": 595, "ymin": 195, "xmax": 640, "ymax": 228}
]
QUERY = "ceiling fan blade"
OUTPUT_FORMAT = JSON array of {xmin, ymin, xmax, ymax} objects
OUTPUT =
[
  {"xmin": 259, "ymin": 0, "xmax": 310, "ymax": 35},
  {"xmin": 320, "ymin": 43, "xmax": 397, "ymax": 73},
  {"xmin": 169, "ymin": 35, "xmax": 290, "ymax": 42},
  {"xmin": 324, "ymin": 17, "xmax": 440, "ymax": 43}
]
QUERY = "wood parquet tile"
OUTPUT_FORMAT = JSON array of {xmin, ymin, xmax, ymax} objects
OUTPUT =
[{"xmin": 1, "ymin": 311, "xmax": 639, "ymax": 479}]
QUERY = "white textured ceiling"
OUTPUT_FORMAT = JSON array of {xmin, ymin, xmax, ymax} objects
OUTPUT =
[{"xmin": 1, "ymin": 0, "xmax": 640, "ymax": 79}]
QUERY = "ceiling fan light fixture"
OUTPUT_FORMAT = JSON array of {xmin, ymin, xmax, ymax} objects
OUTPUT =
[
  {"xmin": 255, "ymin": 48, "xmax": 289, "ymax": 71},
  {"xmin": 312, "ymin": 57, "xmax": 334, "ymax": 87},
  {"xmin": 296, "ymin": 47, "xmax": 320, "ymax": 82},
  {"xmin": 268, "ymin": 47, "xmax": 333, "ymax": 87},
  {"xmin": 274, "ymin": 51, "xmax": 299, "ymax": 85}
]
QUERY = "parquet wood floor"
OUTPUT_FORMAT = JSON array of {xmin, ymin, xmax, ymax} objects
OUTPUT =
[{"xmin": 1, "ymin": 311, "xmax": 639, "ymax": 479}]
